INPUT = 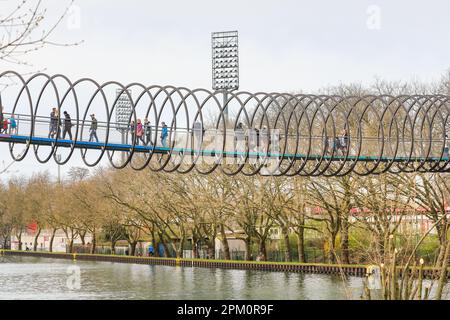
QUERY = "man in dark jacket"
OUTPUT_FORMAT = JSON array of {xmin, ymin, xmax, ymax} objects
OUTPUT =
[
  {"xmin": 62, "ymin": 111, "xmax": 73, "ymax": 140},
  {"xmin": 144, "ymin": 117, "xmax": 152, "ymax": 146}
]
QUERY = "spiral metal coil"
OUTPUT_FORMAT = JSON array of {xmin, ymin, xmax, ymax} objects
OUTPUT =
[{"xmin": 1, "ymin": 70, "xmax": 450, "ymax": 176}]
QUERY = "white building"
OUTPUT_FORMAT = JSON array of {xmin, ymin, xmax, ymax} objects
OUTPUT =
[{"xmin": 10, "ymin": 228, "xmax": 92, "ymax": 252}]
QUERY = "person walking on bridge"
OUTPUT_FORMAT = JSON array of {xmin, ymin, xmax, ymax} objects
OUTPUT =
[
  {"xmin": 136, "ymin": 119, "xmax": 145, "ymax": 145},
  {"xmin": 161, "ymin": 122, "xmax": 168, "ymax": 148},
  {"xmin": 56, "ymin": 109, "xmax": 62, "ymax": 139},
  {"xmin": 1, "ymin": 118, "xmax": 8, "ymax": 134},
  {"xmin": 144, "ymin": 117, "xmax": 152, "ymax": 146},
  {"xmin": 9, "ymin": 115, "xmax": 17, "ymax": 135},
  {"xmin": 193, "ymin": 120, "xmax": 204, "ymax": 154},
  {"xmin": 332, "ymin": 136, "xmax": 341, "ymax": 154},
  {"xmin": 89, "ymin": 114, "xmax": 99, "ymax": 142},
  {"xmin": 323, "ymin": 134, "xmax": 330, "ymax": 156},
  {"xmin": 49, "ymin": 107, "xmax": 58, "ymax": 138},
  {"xmin": 234, "ymin": 122, "xmax": 246, "ymax": 163},
  {"xmin": 340, "ymin": 128, "xmax": 349, "ymax": 154},
  {"xmin": 62, "ymin": 111, "xmax": 73, "ymax": 140},
  {"xmin": 260, "ymin": 126, "xmax": 269, "ymax": 154}
]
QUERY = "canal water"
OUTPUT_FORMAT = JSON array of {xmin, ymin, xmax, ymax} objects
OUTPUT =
[{"xmin": 0, "ymin": 256, "xmax": 431, "ymax": 300}]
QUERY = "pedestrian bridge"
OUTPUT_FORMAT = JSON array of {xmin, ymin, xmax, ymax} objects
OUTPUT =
[{"xmin": 1, "ymin": 70, "xmax": 449, "ymax": 176}]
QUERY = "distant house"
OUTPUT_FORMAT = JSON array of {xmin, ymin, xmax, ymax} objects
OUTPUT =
[{"xmin": 9, "ymin": 224, "xmax": 92, "ymax": 252}]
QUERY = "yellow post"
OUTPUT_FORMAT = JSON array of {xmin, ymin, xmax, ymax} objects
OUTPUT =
[
  {"xmin": 176, "ymin": 258, "xmax": 181, "ymax": 266},
  {"xmin": 73, "ymin": 253, "xmax": 77, "ymax": 261}
]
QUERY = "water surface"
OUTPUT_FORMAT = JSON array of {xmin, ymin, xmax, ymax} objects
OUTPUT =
[{"xmin": 0, "ymin": 256, "xmax": 402, "ymax": 300}]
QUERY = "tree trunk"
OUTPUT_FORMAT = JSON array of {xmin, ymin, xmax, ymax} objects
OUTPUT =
[
  {"xmin": 191, "ymin": 234, "xmax": 198, "ymax": 259},
  {"xmin": 68, "ymin": 239, "xmax": 74, "ymax": 253},
  {"xmin": 17, "ymin": 232, "xmax": 22, "ymax": 250},
  {"xmin": 435, "ymin": 225, "xmax": 447, "ymax": 267},
  {"xmin": 153, "ymin": 241, "xmax": 160, "ymax": 257},
  {"xmin": 111, "ymin": 240, "xmax": 116, "ymax": 254},
  {"xmin": 207, "ymin": 242, "xmax": 215, "ymax": 259},
  {"xmin": 49, "ymin": 228, "xmax": 57, "ymax": 252},
  {"xmin": 376, "ymin": 234, "xmax": 385, "ymax": 259},
  {"xmin": 162, "ymin": 242, "xmax": 170, "ymax": 257},
  {"xmin": 258, "ymin": 238, "xmax": 267, "ymax": 261},
  {"xmin": 192, "ymin": 239, "xmax": 200, "ymax": 259},
  {"xmin": 159, "ymin": 234, "xmax": 170, "ymax": 257},
  {"xmin": 33, "ymin": 228, "xmax": 41, "ymax": 251},
  {"xmin": 282, "ymin": 226, "xmax": 292, "ymax": 262},
  {"xmin": 341, "ymin": 216, "xmax": 350, "ymax": 264},
  {"xmin": 220, "ymin": 224, "xmax": 231, "ymax": 260},
  {"xmin": 90, "ymin": 232, "xmax": 96, "ymax": 254},
  {"xmin": 328, "ymin": 233, "xmax": 337, "ymax": 264},
  {"xmin": 177, "ymin": 236, "xmax": 185, "ymax": 258},
  {"xmin": 80, "ymin": 232, "xmax": 86, "ymax": 246},
  {"xmin": 150, "ymin": 229, "xmax": 159, "ymax": 257},
  {"xmin": 130, "ymin": 241, "xmax": 137, "ymax": 256},
  {"xmin": 435, "ymin": 237, "xmax": 450, "ymax": 300},
  {"xmin": 296, "ymin": 213, "xmax": 306, "ymax": 263},
  {"xmin": 2, "ymin": 234, "xmax": 9, "ymax": 249},
  {"xmin": 147, "ymin": 227, "xmax": 158, "ymax": 257},
  {"xmin": 244, "ymin": 237, "xmax": 252, "ymax": 261},
  {"xmin": 296, "ymin": 230, "xmax": 306, "ymax": 263}
]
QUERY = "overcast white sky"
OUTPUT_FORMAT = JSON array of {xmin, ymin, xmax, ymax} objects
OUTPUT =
[{"xmin": 1, "ymin": 0, "xmax": 450, "ymax": 181}]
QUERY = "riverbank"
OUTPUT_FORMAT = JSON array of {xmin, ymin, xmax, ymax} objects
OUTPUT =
[
  {"xmin": 2, "ymin": 249, "xmax": 449, "ymax": 279},
  {"xmin": 2, "ymin": 249, "xmax": 367, "ymax": 275}
]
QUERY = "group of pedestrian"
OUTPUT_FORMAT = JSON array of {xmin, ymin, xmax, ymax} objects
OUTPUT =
[
  {"xmin": 324, "ymin": 128, "xmax": 349, "ymax": 155},
  {"xmin": 0, "ymin": 106, "xmax": 18, "ymax": 135},
  {"xmin": 129, "ymin": 119, "xmax": 167, "ymax": 147},
  {"xmin": 47, "ymin": 108, "xmax": 99, "ymax": 143},
  {"xmin": 234, "ymin": 122, "xmax": 270, "ymax": 153},
  {"xmin": 130, "ymin": 118, "xmax": 152, "ymax": 146},
  {"xmin": 48, "ymin": 108, "xmax": 75, "ymax": 140},
  {"xmin": 4, "ymin": 106, "xmax": 450, "ymax": 162},
  {"xmin": 46, "ymin": 110, "xmax": 170, "ymax": 147}
]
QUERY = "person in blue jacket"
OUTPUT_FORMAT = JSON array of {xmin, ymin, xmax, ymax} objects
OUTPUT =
[
  {"xmin": 160, "ymin": 122, "xmax": 168, "ymax": 148},
  {"xmin": 9, "ymin": 115, "xmax": 17, "ymax": 135},
  {"xmin": 148, "ymin": 244, "xmax": 154, "ymax": 257}
]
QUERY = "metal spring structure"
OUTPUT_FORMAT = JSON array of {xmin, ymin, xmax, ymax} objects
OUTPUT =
[{"xmin": 1, "ymin": 70, "xmax": 450, "ymax": 176}]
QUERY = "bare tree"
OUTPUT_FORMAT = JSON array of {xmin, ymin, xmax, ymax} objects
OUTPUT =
[{"xmin": 0, "ymin": 0, "xmax": 82, "ymax": 88}]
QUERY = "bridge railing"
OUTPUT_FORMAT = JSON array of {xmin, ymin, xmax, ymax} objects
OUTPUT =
[
  {"xmin": 2, "ymin": 111, "xmax": 447, "ymax": 160},
  {"xmin": 1, "ymin": 69, "xmax": 449, "ymax": 175}
]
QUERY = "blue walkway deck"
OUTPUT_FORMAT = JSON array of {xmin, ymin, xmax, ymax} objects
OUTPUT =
[{"xmin": 0, "ymin": 134, "xmax": 447, "ymax": 163}]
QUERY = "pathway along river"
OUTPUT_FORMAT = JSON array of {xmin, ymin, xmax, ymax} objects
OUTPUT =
[{"xmin": 0, "ymin": 256, "xmax": 448, "ymax": 300}]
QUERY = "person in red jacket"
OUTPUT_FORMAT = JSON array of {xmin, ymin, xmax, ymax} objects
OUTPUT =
[
  {"xmin": 1, "ymin": 118, "xmax": 8, "ymax": 134},
  {"xmin": 136, "ymin": 119, "xmax": 145, "ymax": 145}
]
